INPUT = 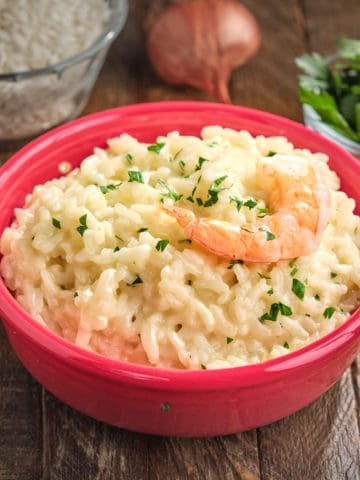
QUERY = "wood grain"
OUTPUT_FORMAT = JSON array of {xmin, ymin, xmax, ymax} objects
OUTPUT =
[{"xmin": 0, "ymin": 1, "xmax": 360, "ymax": 479}]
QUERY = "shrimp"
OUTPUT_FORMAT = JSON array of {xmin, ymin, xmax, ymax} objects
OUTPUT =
[{"xmin": 163, "ymin": 154, "xmax": 331, "ymax": 262}]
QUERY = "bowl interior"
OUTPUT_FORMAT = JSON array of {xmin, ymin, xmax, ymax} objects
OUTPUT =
[{"xmin": 0, "ymin": 101, "xmax": 359, "ymax": 385}]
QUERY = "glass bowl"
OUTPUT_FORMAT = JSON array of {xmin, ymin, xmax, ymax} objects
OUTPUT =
[
  {"xmin": 0, "ymin": 0, "xmax": 128, "ymax": 143},
  {"xmin": 303, "ymin": 104, "xmax": 360, "ymax": 159},
  {"xmin": 0, "ymin": 102, "xmax": 359, "ymax": 437}
]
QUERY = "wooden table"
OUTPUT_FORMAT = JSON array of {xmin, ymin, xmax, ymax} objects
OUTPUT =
[{"xmin": 1, "ymin": 1, "xmax": 360, "ymax": 479}]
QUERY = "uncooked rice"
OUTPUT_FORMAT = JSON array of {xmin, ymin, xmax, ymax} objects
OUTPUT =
[
  {"xmin": 1, "ymin": 126, "xmax": 360, "ymax": 369},
  {"xmin": 0, "ymin": 0, "xmax": 111, "ymax": 139}
]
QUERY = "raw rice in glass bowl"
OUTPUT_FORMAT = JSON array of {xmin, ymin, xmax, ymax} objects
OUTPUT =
[{"xmin": 0, "ymin": 0, "xmax": 128, "ymax": 143}]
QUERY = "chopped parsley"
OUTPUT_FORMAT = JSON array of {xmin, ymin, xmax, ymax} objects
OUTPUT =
[
  {"xmin": 243, "ymin": 199, "xmax": 258, "ymax": 209},
  {"xmin": 267, "ymin": 150, "xmax": 277, "ymax": 157},
  {"xmin": 137, "ymin": 227, "xmax": 148, "ymax": 233},
  {"xmin": 229, "ymin": 196, "xmax": 243, "ymax": 211},
  {"xmin": 113, "ymin": 246, "xmax": 121, "ymax": 252},
  {"xmin": 52, "ymin": 218, "xmax": 61, "ymax": 229},
  {"xmin": 155, "ymin": 239, "xmax": 169, "ymax": 251},
  {"xmin": 127, "ymin": 274, "xmax": 144, "ymax": 286},
  {"xmin": 74, "ymin": 291, "xmax": 79, "ymax": 298},
  {"xmin": 259, "ymin": 302, "xmax": 292, "ymax": 323},
  {"xmin": 195, "ymin": 156, "xmax": 209, "ymax": 171},
  {"xmin": 314, "ymin": 294, "xmax": 321, "ymax": 301},
  {"xmin": 292, "ymin": 278, "xmax": 306, "ymax": 300},
  {"xmin": 186, "ymin": 175, "xmax": 202, "ymax": 203},
  {"xmin": 267, "ymin": 288, "xmax": 274, "ymax": 295},
  {"xmin": 288, "ymin": 258, "xmax": 298, "ymax": 268},
  {"xmin": 259, "ymin": 227, "xmax": 276, "ymax": 241},
  {"xmin": 125, "ymin": 152, "xmax": 133, "ymax": 163},
  {"xmin": 226, "ymin": 337, "xmax": 234, "ymax": 344},
  {"xmin": 258, "ymin": 272, "xmax": 271, "ymax": 279},
  {"xmin": 147, "ymin": 142, "xmax": 165, "ymax": 153},
  {"xmin": 257, "ymin": 207, "xmax": 269, "ymax": 218},
  {"xmin": 203, "ymin": 175, "xmax": 229, "ymax": 207},
  {"xmin": 157, "ymin": 179, "xmax": 183, "ymax": 202},
  {"xmin": 99, "ymin": 183, "xmax": 121, "ymax": 194},
  {"xmin": 201, "ymin": 364, "xmax": 207, "ymax": 370},
  {"xmin": 128, "ymin": 170, "xmax": 144, "ymax": 183},
  {"xmin": 290, "ymin": 267, "xmax": 298, "ymax": 277},
  {"xmin": 283, "ymin": 341, "xmax": 290, "ymax": 349},
  {"xmin": 76, "ymin": 214, "xmax": 88, "ymax": 236},
  {"xmin": 330, "ymin": 272, "xmax": 338, "ymax": 278},
  {"xmin": 323, "ymin": 306, "xmax": 336, "ymax": 319}
]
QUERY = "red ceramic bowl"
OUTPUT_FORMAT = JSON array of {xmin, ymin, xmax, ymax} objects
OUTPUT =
[{"xmin": 0, "ymin": 101, "xmax": 359, "ymax": 437}]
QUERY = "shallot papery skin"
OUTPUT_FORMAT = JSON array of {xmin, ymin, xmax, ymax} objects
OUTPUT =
[{"xmin": 146, "ymin": 0, "xmax": 261, "ymax": 103}]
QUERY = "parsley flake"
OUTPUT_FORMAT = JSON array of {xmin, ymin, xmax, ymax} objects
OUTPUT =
[
  {"xmin": 125, "ymin": 152, "xmax": 133, "ymax": 163},
  {"xmin": 128, "ymin": 170, "xmax": 144, "ymax": 184},
  {"xmin": 204, "ymin": 176, "xmax": 229, "ymax": 207},
  {"xmin": 147, "ymin": 142, "xmax": 165, "ymax": 153},
  {"xmin": 52, "ymin": 218, "xmax": 61, "ymax": 229},
  {"xmin": 127, "ymin": 274, "xmax": 144, "ymax": 286},
  {"xmin": 195, "ymin": 156, "xmax": 209, "ymax": 171},
  {"xmin": 267, "ymin": 150, "xmax": 277, "ymax": 157},
  {"xmin": 283, "ymin": 341, "xmax": 290, "ymax": 349},
  {"xmin": 260, "ymin": 227, "xmax": 276, "ymax": 241},
  {"xmin": 226, "ymin": 337, "xmax": 234, "ymax": 344},
  {"xmin": 155, "ymin": 239, "xmax": 169, "ymax": 251},
  {"xmin": 259, "ymin": 302, "xmax": 292, "ymax": 323},
  {"xmin": 99, "ymin": 183, "xmax": 121, "ymax": 194},
  {"xmin": 292, "ymin": 278, "xmax": 306, "ymax": 300},
  {"xmin": 243, "ymin": 199, "xmax": 258, "ymax": 209},
  {"xmin": 76, "ymin": 214, "xmax": 88, "ymax": 236},
  {"xmin": 157, "ymin": 179, "xmax": 183, "ymax": 202},
  {"xmin": 230, "ymin": 196, "xmax": 243, "ymax": 211},
  {"xmin": 323, "ymin": 306, "xmax": 336, "ymax": 319}
]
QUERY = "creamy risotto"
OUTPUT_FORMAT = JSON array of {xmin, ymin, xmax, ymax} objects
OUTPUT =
[{"xmin": 1, "ymin": 127, "xmax": 360, "ymax": 369}]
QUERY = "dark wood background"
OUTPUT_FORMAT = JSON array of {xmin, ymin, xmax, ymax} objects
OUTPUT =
[{"xmin": 1, "ymin": 1, "xmax": 360, "ymax": 479}]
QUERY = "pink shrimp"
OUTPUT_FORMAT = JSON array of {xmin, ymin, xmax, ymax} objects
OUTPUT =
[{"xmin": 163, "ymin": 154, "xmax": 331, "ymax": 262}]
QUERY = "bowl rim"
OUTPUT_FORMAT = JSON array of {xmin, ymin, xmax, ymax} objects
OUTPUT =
[
  {"xmin": 0, "ymin": 0, "xmax": 129, "ymax": 81},
  {"xmin": 0, "ymin": 100, "xmax": 359, "ymax": 392}
]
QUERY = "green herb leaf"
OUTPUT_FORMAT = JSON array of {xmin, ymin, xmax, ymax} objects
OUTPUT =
[
  {"xmin": 226, "ymin": 337, "xmax": 234, "ymax": 344},
  {"xmin": 128, "ymin": 170, "xmax": 144, "ymax": 183},
  {"xmin": 125, "ymin": 152, "xmax": 133, "ymax": 163},
  {"xmin": 260, "ymin": 227, "xmax": 276, "ymax": 241},
  {"xmin": 243, "ymin": 199, "xmax": 258, "ymax": 209},
  {"xmin": 283, "ymin": 341, "xmax": 290, "ymax": 349},
  {"xmin": 204, "ymin": 175, "xmax": 229, "ymax": 207},
  {"xmin": 259, "ymin": 302, "xmax": 292, "ymax": 323},
  {"xmin": 323, "ymin": 306, "xmax": 336, "ymax": 318},
  {"xmin": 113, "ymin": 246, "xmax": 121, "ymax": 252},
  {"xmin": 127, "ymin": 274, "xmax": 144, "ymax": 286},
  {"xmin": 155, "ymin": 239, "xmax": 169, "ymax": 252},
  {"xmin": 195, "ymin": 156, "xmax": 209, "ymax": 171},
  {"xmin": 266, "ymin": 150, "xmax": 277, "ymax": 157},
  {"xmin": 147, "ymin": 142, "xmax": 165, "ymax": 153},
  {"xmin": 292, "ymin": 278, "xmax": 306, "ymax": 300},
  {"xmin": 230, "ymin": 196, "xmax": 243, "ymax": 211},
  {"xmin": 76, "ymin": 214, "xmax": 88, "ymax": 236},
  {"xmin": 157, "ymin": 179, "xmax": 183, "ymax": 202},
  {"xmin": 137, "ymin": 227, "xmax": 148, "ymax": 233},
  {"xmin": 99, "ymin": 183, "xmax": 121, "ymax": 194},
  {"xmin": 52, "ymin": 218, "xmax": 61, "ymax": 229}
]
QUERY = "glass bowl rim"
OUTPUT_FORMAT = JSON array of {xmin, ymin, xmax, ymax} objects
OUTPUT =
[{"xmin": 0, "ymin": 0, "xmax": 129, "ymax": 82}]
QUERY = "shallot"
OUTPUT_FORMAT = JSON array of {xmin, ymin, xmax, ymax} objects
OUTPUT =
[{"xmin": 146, "ymin": 0, "xmax": 261, "ymax": 103}]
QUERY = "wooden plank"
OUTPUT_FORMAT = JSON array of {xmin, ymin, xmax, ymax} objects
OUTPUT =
[
  {"xmin": 42, "ymin": 391, "xmax": 149, "ymax": 480},
  {"xmin": 147, "ymin": 430, "xmax": 260, "ymax": 480},
  {"xmin": 0, "ymin": 323, "xmax": 43, "ymax": 480},
  {"xmin": 257, "ymin": 370, "xmax": 360, "ymax": 480},
  {"xmin": 301, "ymin": 0, "xmax": 360, "ymax": 54}
]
